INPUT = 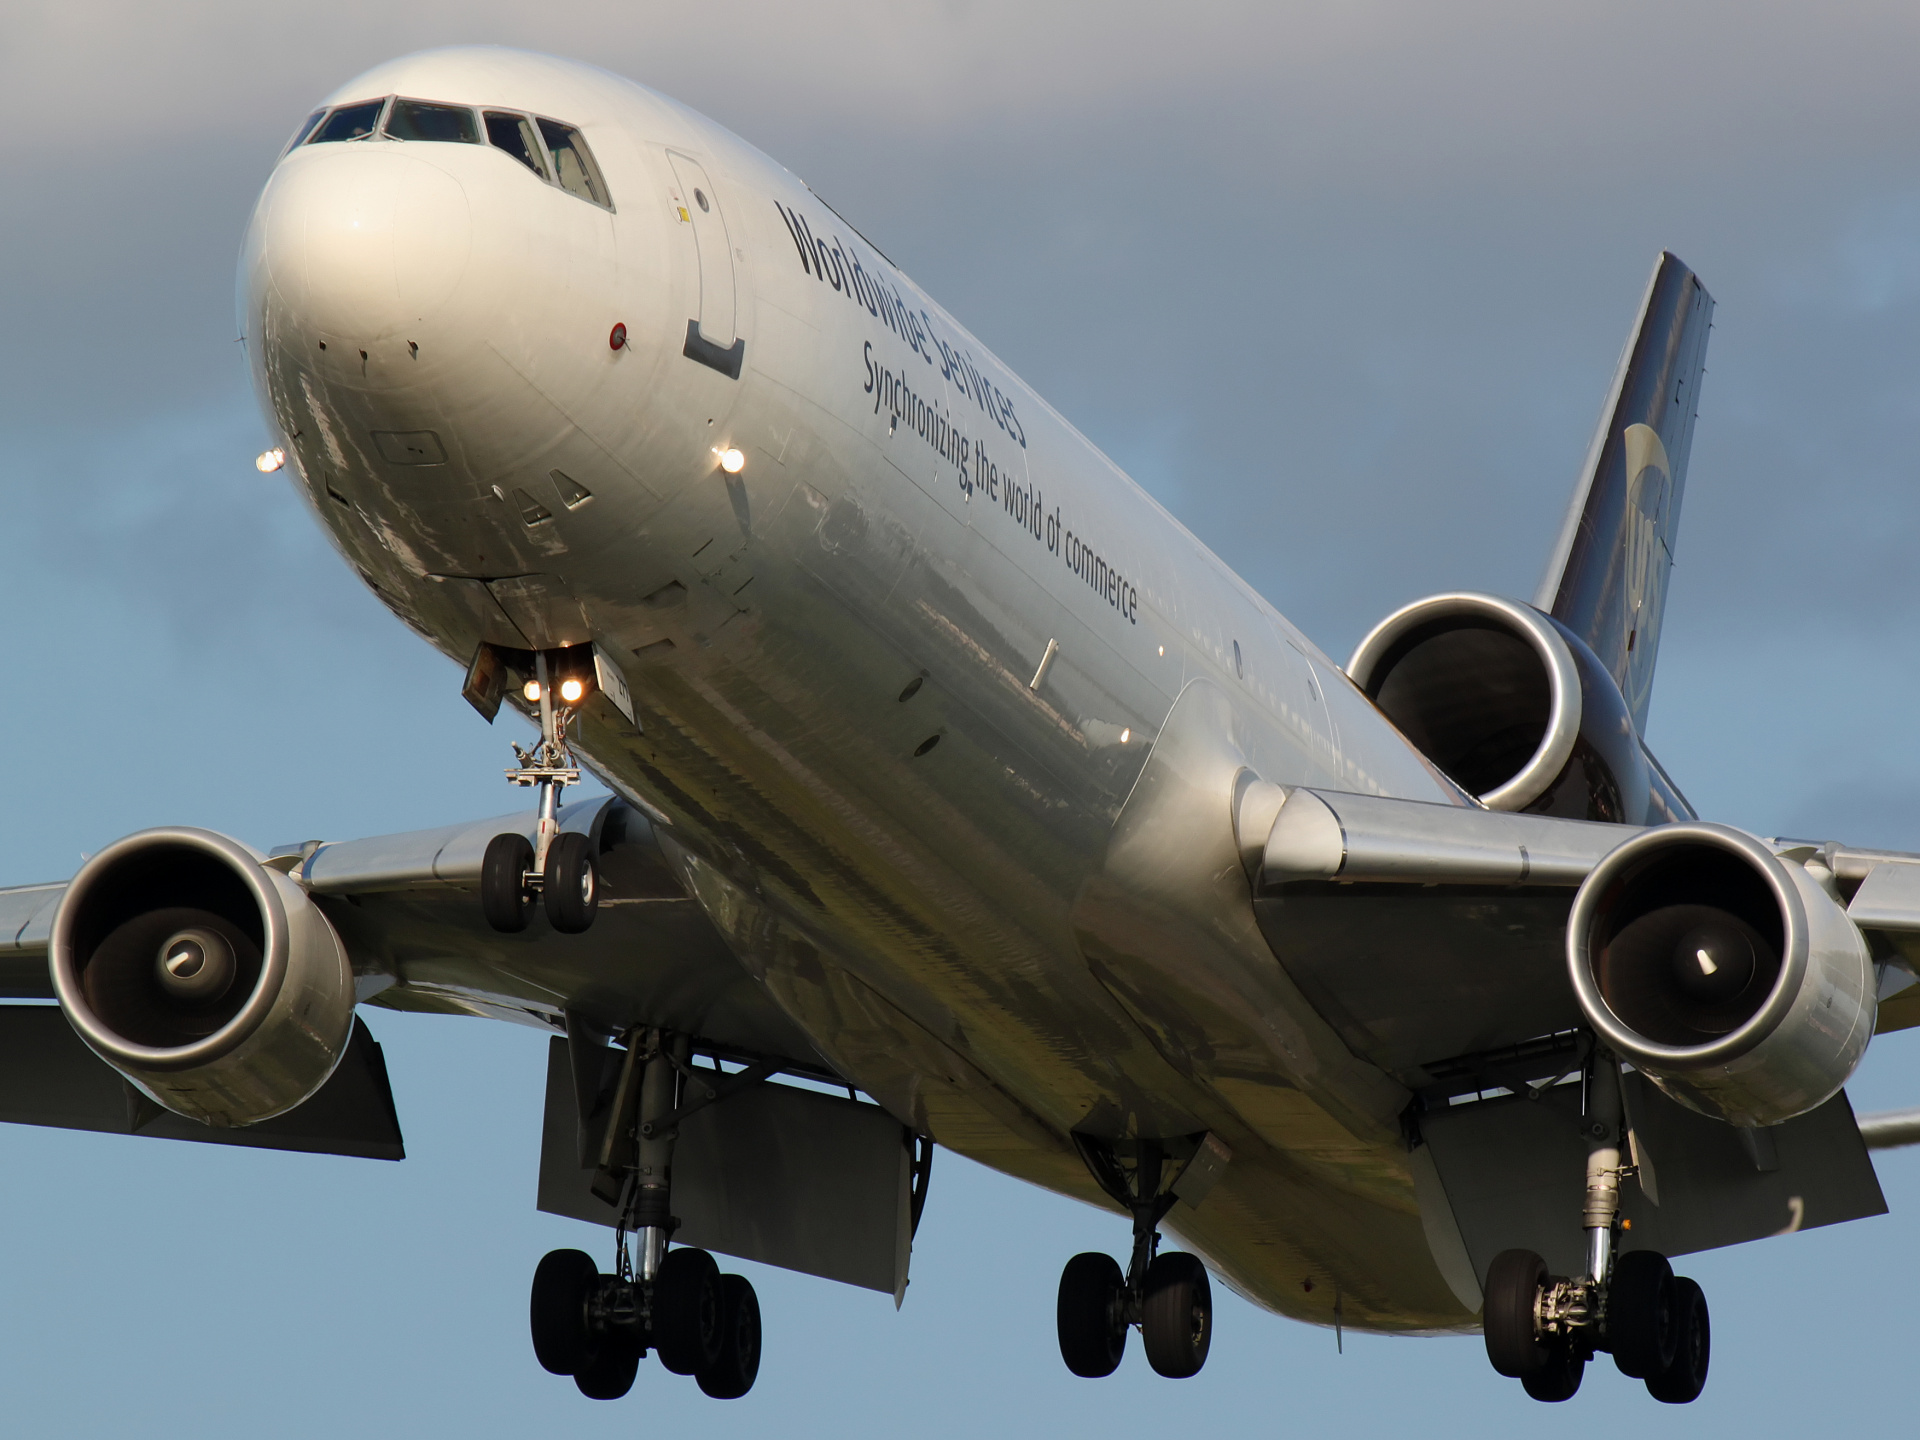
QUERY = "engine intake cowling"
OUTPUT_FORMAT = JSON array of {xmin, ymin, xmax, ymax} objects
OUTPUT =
[
  {"xmin": 50, "ymin": 827, "xmax": 355, "ymax": 1128},
  {"xmin": 1347, "ymin": 592, "xmax": 1652, "ymax": 824},
  {"xmin": 1568, "ymin": 823, "xmax": 1875, "ymax": 1126}
]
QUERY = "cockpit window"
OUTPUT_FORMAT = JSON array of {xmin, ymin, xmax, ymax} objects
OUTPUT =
[
  {"xmin": 484, "ymin": 112, "xmax": 548, "ymax": 180},
  {"xmin": 284, "ymin": 108, "xmax": 327, "ymax": 156},
  {"xmin": 386, "ymin": 99, "xmax": 481, "ymax": 145},
  {"xmin": 308, "ymin": 100, "xmax": 385, "ymax": 144},
  {"xmin": 537, "ymin": 119, "xmax": 613, "ymax": 210}
]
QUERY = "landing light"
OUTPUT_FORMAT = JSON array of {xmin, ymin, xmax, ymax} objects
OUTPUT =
[
  {"xmin": 559, "ymin": 678, "xmax": 586, "ymax": 704},
  {"xmin": 256, "ymin": 447, "xmax": 286, "ymax": 473},
  {"xmin": 523, "ymin": 681, "xmax": 543, "ymax": 703},
  {"xmin": 717, "ymin": 447, "xmax": 745, "ymax": 474}
]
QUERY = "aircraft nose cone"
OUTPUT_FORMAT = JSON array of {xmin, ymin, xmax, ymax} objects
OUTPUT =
[{"xmin": 255, "ymin": 146, "xmax": 472, "ymax": 342}]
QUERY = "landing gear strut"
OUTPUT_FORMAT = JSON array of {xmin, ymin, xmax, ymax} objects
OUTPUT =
[
  {"xmin": 527, "ymin": 1028, "xmax": 762, "ymax": 1400},
  {"xmin": 1057, "ymin": 1136, "xmax": 1215, "ymax": 1379},
  {"xmin": 1483, "ymin": 1047, "xmax": 1711, "ymax": 1404},
  {"xmin": 481, "ymin": 651, "xmax": 599, "ymax": 935}
]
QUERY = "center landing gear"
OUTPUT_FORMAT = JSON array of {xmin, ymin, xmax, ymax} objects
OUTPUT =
[
  {"xmin": 1056, "ymin": 1137, "xmax": 1215, "ymax": 1380},
  {"xmin": 526, "ymin": 1027, "xmax": 763, "ymax": 1400},
  {"xmin": 1482, "ymin": 1048, "xmax": 1712, "ymax": 1404},
  {"xmin": 481, "ymin": 651, "xmax": 600, "ymax": 935}
]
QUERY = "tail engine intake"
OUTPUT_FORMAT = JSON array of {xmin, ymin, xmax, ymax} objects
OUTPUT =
[
  {"xmin": 1568, "ymin": 823, "xmax": 1875, "ymax": 1126},
  {"xmin": 1347, "ymin": 593, "xmax": 1656, "ymax": 824},
  {"xmin": 50, "ymin": 828, "xmax": 355, "ymax": 1127}
]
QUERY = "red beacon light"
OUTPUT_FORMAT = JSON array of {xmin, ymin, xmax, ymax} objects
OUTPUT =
[{"xmin": 609, "ymin": 322, "xmax": 628, "ymax": 351}]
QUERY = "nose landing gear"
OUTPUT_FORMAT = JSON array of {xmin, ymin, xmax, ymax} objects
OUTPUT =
[
  {"xmin": 1056, "ymin": 1136, "xmax": 1217, "ymax": 1380},
  {"xmin": 480, "ymin": 651, "xmax": 600, "ymax": 935},
  {"xmin": 1482, "ymin": 1049, "xmax": 1711, "ymax": 1404}
]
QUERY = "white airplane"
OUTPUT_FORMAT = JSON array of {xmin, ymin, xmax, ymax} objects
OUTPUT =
[{"xmin": 4, "ymin": 43, "xmax": 1918, "ymax": 1406}]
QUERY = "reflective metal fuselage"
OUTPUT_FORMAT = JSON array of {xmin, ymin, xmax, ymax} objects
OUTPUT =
[{"xmin": 242, "ymin": 46, "xmax": 1474, "ymax": 1331}]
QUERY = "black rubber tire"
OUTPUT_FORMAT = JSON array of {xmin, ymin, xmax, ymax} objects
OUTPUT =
[
  {"xmin": 1645, "ymin": 1276, "xmax": 1710, "ymax": 1404},
  {"xmin": 482, "ymin": 833, "xmax": 535, "ymax": 933},
  {"xmin": 1483, "ymin": 1249, "xmax": 1550, "ymax": 1378},
  {"xmin": 544, "ymin": 831, "xmax": 600, "ymax": 934},
  {"xmin": 1141, "ymin": 1251, "xmax": 1212, "ymax": 1379},
  {"xmin": 573, "ymin": 1332, "xmax": 641, "ymax": 1400},
  {"xmin": 651, "ymin": 1247, "xmax": 723, "ymax": 1376},
  {"xmin": 1057, "ymin": 1252, "xmax": 1127, "ymax": 1378},
  {"xmin": 1609, "ymin": 1249, "xmax": 1677, "ymax": 1379},
  {"xmin": 529, "ymin": 1248, "xmax": 600, "ymax": 1376},
  {"xmin": 1520, "ymin": 1344, "xmax": 1585, "ymax": 1402},
  {"xmin": 697, "ymin": 1274, "xmax": 762, "ymax": 1399}
]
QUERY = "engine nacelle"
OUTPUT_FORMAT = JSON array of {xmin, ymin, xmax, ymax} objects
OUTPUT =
[
  {"xmin": 1568, "ymin": 823, "xmax": 1875, "ymax": 1126},
  {"xmin": 49, "ymin": 827, "xmax": 355, "ymax": 1128},
  {"xmin": 1347, "ymin": 592, "xmax": 1654, "ymax": 824}
]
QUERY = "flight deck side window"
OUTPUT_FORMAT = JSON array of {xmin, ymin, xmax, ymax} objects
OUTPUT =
[
  {"xmin": 484, "ymin": 111, "xmax": 548, "ymax": 179},
  {"xmin": 282, "ymin": 108, "xmax": 327, "ymax": 156},
  {"xmin": 386, "ymin": 99, "xmax": 481, "ymax": 145},
  {"xmin": 536, "ymin": 119, "xmax": 613, "ymax": 210},
  {"xmin": 308, "ymin": 100, "xmax": 386, "ymax": 144}
]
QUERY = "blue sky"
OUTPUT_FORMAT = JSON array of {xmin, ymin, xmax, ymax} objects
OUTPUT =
[{"xmin": 4, "ymin": 1, "xmax": 1920, "ymax": 1431}]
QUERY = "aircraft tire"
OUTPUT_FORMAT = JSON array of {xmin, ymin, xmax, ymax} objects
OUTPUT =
[
  {"xmin": 696, "ymin": 1274, "xmax": 762, "ymax": 1399},
  {"xmin": 652, "ymin": 1247, "xmax": 723, "ymax": 1376},
  {"xmin": 1608, "ymin": 1250, "xmax": 1677, "ymax": 1379},
  {"xmin": 1056, "ymin": 1252, "xmax": 1127, "ymax": 1378},
  {"xmin": 482, "ymin": 833, "xmax": 535, "ymax": 933},
  {"xmin": 529, "ymin": 1248, "xmax": 600, "ymax": 1375},
  {"xmin": 574, "ymin": 1332, "xmax": 642, "ymax": 1400},
  {"xmin": 1644, "ymin": 1277, "xmax": 1709, "ymax": 1404},
  {"xmin": 544, "ymin": 832, "xmax": 599, "ymax": 934},
  {"xmin": 1482, "ymin": 1248, "xmax": 1551, "ymax": 1377},
  {"xmin": 1520, "ymin": 1344, "xmax": 1585, "ymax": 1402},
  {"xmin": 1141, "ymin": 1251, "xmax": 1211, "ymax": 1379}
]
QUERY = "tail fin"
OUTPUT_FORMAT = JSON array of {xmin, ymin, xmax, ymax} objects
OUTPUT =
[{"xmin": 1535, "ymin": 252, "xmax": 1714, "ymax": 732}]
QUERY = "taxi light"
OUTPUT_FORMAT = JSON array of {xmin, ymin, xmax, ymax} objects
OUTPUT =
[
  {"xmin": 717, "ymin": 447, "xmax": 746, "ymax": 474},
  {"xmin": 255, "ymin": 447, "xmax": 286, "ymax": 473},
  {"xmin": 523, "ymin": 681, "xmax": 542, "ymax": 702},
  {"xmin": 559, "ymin": 678, "xmax": 585, "ymax": 704}
]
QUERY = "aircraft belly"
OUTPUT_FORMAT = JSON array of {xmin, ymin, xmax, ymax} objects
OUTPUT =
[{"xmin": 526, "ymin": 406, "xmax": 1466, "ymax": 1327}]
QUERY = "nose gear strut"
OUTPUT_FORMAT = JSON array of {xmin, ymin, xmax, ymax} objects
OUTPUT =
[{"xmin": 480, "ymin": 651, "xmax": 599, "ymax": 934}]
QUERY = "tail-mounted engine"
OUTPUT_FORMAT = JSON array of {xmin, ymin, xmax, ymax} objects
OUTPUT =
[
  {"xmin": 1567, "ymin": 822, "xmax": 1875, "ymax": 1126},
  {"xmin": 1347, "ymin": 592, "xmax": 1655, "ymax": 824},
  {"xmin": 49, "ymin": 828, "xmax": 356, "ymax": 1128}
]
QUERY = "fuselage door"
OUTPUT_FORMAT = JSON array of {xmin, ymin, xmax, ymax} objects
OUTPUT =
[{"xmin": 666, "ymin": 151, "xmax": 737, "ymax": 347}]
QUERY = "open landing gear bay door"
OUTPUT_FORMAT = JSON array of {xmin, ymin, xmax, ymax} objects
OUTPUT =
[{"xmin": 535, "ymin": 1037, "xmax": 917, "ymax": 1298}]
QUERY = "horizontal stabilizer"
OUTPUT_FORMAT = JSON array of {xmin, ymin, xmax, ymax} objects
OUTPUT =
[{"xmin": 1537, "ymin": 253, "xmax": 1714, "ymax": 730}]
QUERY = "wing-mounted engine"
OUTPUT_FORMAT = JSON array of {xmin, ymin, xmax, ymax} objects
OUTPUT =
[
  {"xmin": 1567, "ymin": 822, "xmax": 1876, "ymax": 1126},
  {"xmin": 49, "ymin": 827, "xmax": 355, "ymax": 1127},
  {"xmin": 1346, "ymin": 592, "xmax": 1681, "ymax": 825}
]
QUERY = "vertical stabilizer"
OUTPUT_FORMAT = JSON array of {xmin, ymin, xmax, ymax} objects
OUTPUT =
[{"xmin": 1536, "ymin": 253, "xmax": 1713, "ymax": 731}]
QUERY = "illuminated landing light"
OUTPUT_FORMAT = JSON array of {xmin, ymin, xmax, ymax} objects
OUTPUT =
[
  {"xmin": 559, "ymin": 678, "xmax": 585, "ymax": 704},
  {"xmin": 523, "ymin": 681, "xmax": 543, "ymax": 703},
  {"xmin": 1121, "ymin": 728, "xmax": 1132, "ymax": 744},
  {"xmin": 717, "ymin": 447, "xmax": 746, "ymax": 474},
  {"xmin": 256, "ymin": 447, "xmax": 286, "ymax": 473},
  {"xmin": 1157, "ymin": 645, "xmax": 1165, "ymax": 657}
]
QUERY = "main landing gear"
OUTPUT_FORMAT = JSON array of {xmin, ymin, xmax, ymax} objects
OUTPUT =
[
  {"xmin": 1482, "ymin": 1050, "xmax": 1711, "ymax": 1404},
  {"xmin": 529, "ymin": 1027, "xmax": 763, "ymax": 1400},
  {"xmin": 529, "ymin": 1243, "xmax": 761, "ymax": 1400},
  {"xmin": 1056, "ymin": 1137, "xmax": 1214, "ymax": 1380},
  {"xmin": 482, "ymin": 651, "xmax": 600, "ymax": 935}
]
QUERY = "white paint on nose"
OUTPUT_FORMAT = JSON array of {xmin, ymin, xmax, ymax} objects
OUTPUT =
[{"xmin": 258, "ymin": 148, "xmax": 472, "ymax": 343}]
